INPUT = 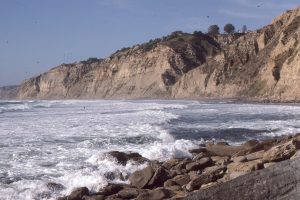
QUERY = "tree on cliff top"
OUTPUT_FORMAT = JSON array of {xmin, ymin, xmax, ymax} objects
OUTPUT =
[
  {"xmin": 224, "ymin": 23, "xmax": 235, "ymax": 34},
  {"xmin": 207, "ymin": 25, "xmax": 220, "ymax": 35}
]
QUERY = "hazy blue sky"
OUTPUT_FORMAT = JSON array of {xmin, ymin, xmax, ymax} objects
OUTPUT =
[{"xmin": 0, "ymin": 0, "xmax": 299, "ymax": 86}]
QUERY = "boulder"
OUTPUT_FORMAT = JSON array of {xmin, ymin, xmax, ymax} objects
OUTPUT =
[
  {"xmin": 137, "ymin": 188, "xmax": 174, "ymax": 200},
  {"xmin": 189, "ymin": 148, "xmax": 207, "ymax": 155},
  {"xmin": 211, "ymin": 156, "xmax": 231, "ymax": 165},
  {"xmin": 186, "ymin": 173, "xmax": 217, "ymax": 191},
  {"xmin": 172, "ymin": 175, "xmax": 191, "ymax": 186},
  {"xmin": 188, "ymin": 171, "xmax": 199, "ymax": 180},
  {"xmin": 68, "ymin": 187, "xmax": 89, "ymax": 200},
  {"xmin": 186, "ymin": 157, "xmax": 212, "ymax": 171},
  {"xmin": 205, "ymin": 144, "xmax": 243, "ymax": 156},
  {"xmin": 148, "ymin": 167, "xmax": 170, "ymax": 188},
  {"xmin": 83, "ymin": 195, "xmax": 105, "ymax": 200},
  {"xmin": 202, "ymin": 166, "xmax": 226, "ymax": 178},
  {"xmin": 227, "ymin": 160, "xmax": 263, "ymax": 173},
  {"xmin": 232, "ymin": 156, "xmax": 247, "ymax": 163},
  {"xmin": 193, "ymin": 152, "xmax": 210, "ymax": 160},
  {"xmin": 98, "ymin": 184, "xmax": 128, "ymax": 196},
  {"xmin": 162, "ymin": 159, "xmax": 180, "ymax": 170},
  {"xmin": 263, "ymin": 140, "xmax": 297, "ymax": 162},
  {"xmin": 245, "ymin": 150, "xmax": 264, "ymax": 161},
  {"xmin": 117, "ymin": 188, "xmax": 140, "ymax": 199},
  {"xmin": 164, "ymin": 179, "xmax": 178, "ymax": 187},
  {"xmin": 129, "ymin": 166, "xmax": 154, "ymax": 189},
  {"xmin": 106, "ymin": 151, "xmax": 148, "ymax": 165}
]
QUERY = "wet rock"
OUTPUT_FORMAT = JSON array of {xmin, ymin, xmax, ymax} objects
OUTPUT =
[
  {"xmin": 106, "ymin": 151, "xmax": 148, "ymax": 165},
  {"xmin": 117, "ymin": 188, "xmax": 140, "ymax": 199},
  {"xmin": 129, "ymin": 165, "xmax": 154, "ymax": 189},
  {"xmin": 83, "ymin": 195, "xmax": 105, "ymax": 200},
  {"xmin": 68, "ymin": 187, "xmax": 89, "ymax": 200},
  {"xmin": 227, "ymin": 160, "xmax": 263, "ymax": 173},
  {"xmin": 98, "ymin": 184, "xmax": 128, "ymax": 196},
  {"xmin": 189, "ymin": 148, "xmax": 207, "ymax": 156},
  {"xmin": 172, "ymin": 175, "xmax": 191, "ymax": 186},
  {"xmin": 46, "ymin": 182, "xmax": 65, "ymax": 191},
  {"xmin": 103, "ymin": 171, "xmax": 125, "ymax": 181},
  {"xmin": 148, "ymin": 167, "xmax": 170, "ymax": 188}
]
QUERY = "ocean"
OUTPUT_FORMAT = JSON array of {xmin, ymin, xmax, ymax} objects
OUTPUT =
[{"xmin": 0, "ymin": 100, "xmax": 300, "ymax": 200}]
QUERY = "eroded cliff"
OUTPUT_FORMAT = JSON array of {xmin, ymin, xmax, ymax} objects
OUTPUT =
[{"xmin": 6, "ymin": 7, "xmax": 300, "ymax": 101}]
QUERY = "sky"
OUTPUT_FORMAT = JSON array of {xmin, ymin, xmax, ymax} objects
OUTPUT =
[{"xmin": 0, "ymin": 0, "xmax": 299, "ymax": 86}]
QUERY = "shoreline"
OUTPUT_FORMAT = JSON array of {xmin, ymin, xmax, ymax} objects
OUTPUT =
[{"xmin": 57, "ymin": 133, "xmax": 300, "ymax": 200}]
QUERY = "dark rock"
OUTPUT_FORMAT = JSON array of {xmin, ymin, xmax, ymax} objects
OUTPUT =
[
  {"xmin": 82, "ymin": 195, "xmax": 105, "ymax": 200},
  {"xmin": 98, "ymin": 184, "xmax": 128, "ymax": 196},
  {"xmin": 106, "ymin": 151, "xmax": 148, "ymax": 165},
  {"xmin": 148, "ymin": 167, "xmax": 170, "ymax": 188},
  {"xmin": 186, "ymin": 157, "xmax": 300, "ymax": 200},
  {"xmin": 129, "ymin": 165, "xmax": 154, "ymax": 189},
  {"xmin": 57, "ymin": 197, "xmax": 68, "ymax": 200},
  {"xmin": 68, "ymin": 187, "xmax": 89, "ymax": 200},
  {"xmin": 189, "ymin": 148, "xmax": 207, "ymax": 155},
  {"xmin": 46, "ymin": 182, "xmax": 65, "ymax": 191},
  {"xmin": 216, "ymin": 142, "xmax": 229, "ymax": 146},
  {"xmin": 117, "ymin": 188, "xmax": 140, "ymax": 199}
]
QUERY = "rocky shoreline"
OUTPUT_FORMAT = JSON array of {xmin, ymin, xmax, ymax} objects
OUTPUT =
[{"xmin": 56, "ymin": 134, "xmax": 300, "ymax": 200}]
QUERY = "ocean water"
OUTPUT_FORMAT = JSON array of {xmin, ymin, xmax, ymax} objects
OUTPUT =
[{"xmin": 0, "ymin": 100, "xmax": 300, "ymax": 200}]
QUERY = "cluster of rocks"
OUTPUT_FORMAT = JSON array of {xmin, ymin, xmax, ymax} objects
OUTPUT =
[{"xmin": 57, "ymin": 134, "xmax": 300, "ymax": 200}]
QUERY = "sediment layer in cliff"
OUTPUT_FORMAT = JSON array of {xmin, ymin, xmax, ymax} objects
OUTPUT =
[{"xmin": 3, "ymin": 6, "xmax": 300, "ymax": 101}]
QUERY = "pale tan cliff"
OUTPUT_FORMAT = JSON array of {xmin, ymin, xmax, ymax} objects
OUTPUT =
[{"xmin": 7, "ymin": 6, "xmax": 300, "ymax": 101}]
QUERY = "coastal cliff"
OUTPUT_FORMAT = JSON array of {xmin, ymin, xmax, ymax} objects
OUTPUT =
[{"xmin": 3, "ymin": 7, "xmax": 300, "ymax": 101}]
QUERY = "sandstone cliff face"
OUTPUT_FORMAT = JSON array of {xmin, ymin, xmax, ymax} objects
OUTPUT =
[{"xmin": 10, "ymin": 7, "xmax": 300, "ymax": 101}]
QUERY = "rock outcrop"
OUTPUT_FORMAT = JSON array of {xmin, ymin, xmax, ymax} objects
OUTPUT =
[
  {"xmin": 57, "ymin": 134, "xmax": 300, "ymax": 200},
  {"xmin": 2, "ymin": 6, "xmax": 300, "ymax": 101}
]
